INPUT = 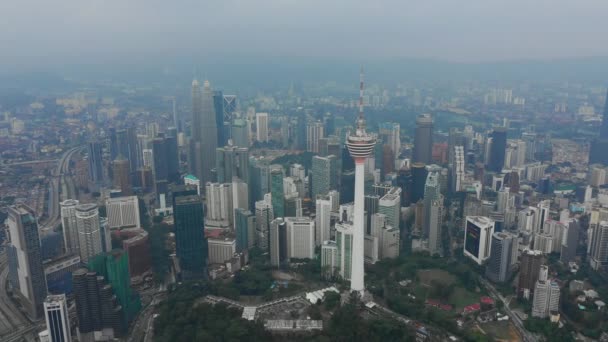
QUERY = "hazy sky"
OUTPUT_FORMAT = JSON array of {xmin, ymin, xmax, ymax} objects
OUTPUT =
[{"xmin": 2, "ymin": 0, "xmax": 608, "ymax": 69}]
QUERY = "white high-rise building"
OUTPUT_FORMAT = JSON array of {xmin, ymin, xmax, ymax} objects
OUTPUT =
[
  {"xmin": 535, "ymin": 200, "xmax": 551, "ymax": 234},
  {"xmin": 207, "ymin": 237, "xmax": 237, "ymax": 265},
  {"xmin": 428, "ymin": 199, "xmax": 443, "ymax": 256},
  {"xmin": 589, "ymin": 220, "xmax": 608, "ymax": 270},
  {"xmin": 205, "ymin": 182, "xmax": 233, "ymax": 228},
  {"xmin": 60, "ymin": 199, "xmax": 80, "ymax": 255},
  {"xmin": 285, "ymin": 217, "xmax": 315, "ymax": 259},
  {"xmin": 142, "ymin": 149, "xmax": 153, "ymax": 169},
  {"xmin": 306, "ymin": 121, "xmax": 325, "ymax": 153},
  {"xmin": 451, "ymin": 145, "xmax": 465, "ymax": 193},
  {"xmin": 532, "ymin": 266, "xmax": 560, "ymax": 318},
  {"xmin": 379, "ymin": 187, "xmax": 401, "ymax": 230},
  {"xmin": 315, "ymin": 197, "xmax": 332, "ymax": 246},
  {"xmin": 255, "ymin": 112, "xmax": 269, "ymax": 142},
  {"xmin": 518, "ymin": 207, "xmax": 537, "ymax": 233},
  {"xmin": 105, "ymin": 196, "xmax": 140, "ymax": 230},
  {"xmin": 75, "ymin": 203, "xmax": 102, "ymax": 264},
  {"xmin": 381, "ymin": 226, "xmax": 400, "ymax": 259},
  {"xmin": 345, "ymin": 69, "xmax": 376, "ymax": 294},
  {"xmin": 43, "ymin": 294, "xmax": 72, "ymax": 342},
  {"xmin": 463, "ymin": 216, "xmax": 495, "ymax": 265}
]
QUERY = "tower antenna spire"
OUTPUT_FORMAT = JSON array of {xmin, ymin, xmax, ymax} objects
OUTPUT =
[{"xmin": 358, "ymin": 67, "xmax": 365, "ymax": 129}]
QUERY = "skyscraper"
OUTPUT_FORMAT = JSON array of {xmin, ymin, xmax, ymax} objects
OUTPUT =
[
  {"xmin": 423, "ymin": 172, "xmax": 440, "ymax": 238},
  {"xmin": 255, "ymin": 200, "xmax": 274, "ymax": 252},
  {"xmin": 315, "ymin": 197, "xmax": 332, "ymax": 246},
  {"xmin": 213, "ymin": 90, "xmax": 228, "ymax": 147},
  {"xmin": 216, "ymin": 144, "xmax": 249, "ymax": 183},
  {"xmin": 87, "ymin": 140, "xmax": 104, "ymax": 186},
  {"xmin": 560, "ymin": 219, "xmax": 580, "ymax": 264},
  {"xmin": 336, "ymin": 222, "xmax": 354, "ymax": 281},
  {"xmin": 88, "ymin": 251, "xmax": 142, "ymax": 323},
  {"xmin": 428, "ymin": 199, "xmax": 443, "ymax": 256},
  {"xmin": 410, "ymin": 162, "xmax": 428, "ymax": 204},
  {"xmin": 589, "ymin": 220, "xmax": 608, "ymax": 270},
  {"xmin": 270, "ymin": 165, "xmax": 285, "ymax": 218},
  {"xmin": 174, "ymin": 194, "xmax": 207, "ymax": 279},
  {"xmin": 235, "ymin": 208, "xmax": 255, "ymax": 252},
  {"xmin": 413, "ymin": 114, "xmax": 433, "ymax": 164},
  {"xmin": 378, "ymin": 122, "xmax": 401, "ymax": 158},
  {"xmin": 231, "ymin": 119, "xmax": 250, "ymax": 148},
  {"xmin": 488, "ymin": 127, "xmax": 507, "ymax": 173},
  {"xmin": 345, "ymin": 68, "xmax": 376, "ymax": 294},
  {"xmin": 450, "ymin": 145, "xmax": 465, "ymax": 193},
  {"xmin": 285, "ymin": 217, "xmax": 315, "ymax": 259},
  {"xmin": 518, "ymin": 249, "xmax": 544, "ymax": 299},
  {"xmin": 307, "ymin": 121, "xmax": 325, "ymax": 153},
  {"xmin": 105, "ymin": 196, "xmax": 141, "ymax": 229},
  {"xmin": 379, "ymin": 187, "xmax": 401, "ymax": 229},
  {"xmin": 205, "ymin": 182, "xmax": 232, "ymax": 229},
  {"xmin": 270, "ymin": 218, "xmax": 287, "ymax": 267},
  {"xmin": 75, "ymin": 203, "xmax": 102, "ymax": 264},
  {"xmin": 72, "ymin": 268, "xmax": 125, "ymax": 339},
  {"xmin": 256, "ymin": 112, "xmax": 269, "ymax": 143},
  {"xmin": 485, "ymin": 232, "xmax": 518, "ymax": 283},
  {"xmin": 589, "ymin": 90, "xmax": 608, "ymax": 165},
  {"xmin": 190, "ymin": 80, "xmax": 218, "ymax": 185},
  {"xmin": 7, "ymin": 204, "xmax": 47, "ymax": 319},
  {"xmin": 112, "ymin": 157, "xmax": 132, "ymax": 195},
  {"xmin": 532, "ymin": 266, "xmax": 560, "ymax": 318},
  {"xmin": 43, "ymin": 294, "xmax": 72, "ymax": 342},
  {"xmin": 311, "ymin": 155, "xmax": 338, "ymax": 200},
  {"xmin": 60, "ymin": 199, "xmax": 80, "ymax": 255}
]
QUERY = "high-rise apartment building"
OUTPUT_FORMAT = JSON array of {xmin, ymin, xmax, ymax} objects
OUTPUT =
[
  {"xmin": 72, "ymin": 268, "xmax": 125, "ymax": 339},
  {"xmin": 518, "ymin": 249, "xmax": 544, "ymax": 299},
  {"xmin": 463, "ymin": 216, "xmax": 495, "ymax": 265},
  {"xmin": 306, "ymin": 121, "xmax": 325, "ymax": 153},
  {"xmin": 60, "ymin": 199, "xmax": 80, "ymax": 255},
  {"xmin": 532, "ymin": 266, "xmax": 560, "ymax": 318},
  {"xmin": 75, "ymin": 203, "xmax": 102, "ymax": 264},
  {"xmin": 413, "ymin": 114, "xmax": 433, "ymax": 164},
  {"xmin": 321, "ymin": 241, "xmax": 339, "ymax": 279},
  {"xmin": 174, "ymin": 195, "xmax": 207, "ymax": 279},
  {"xmin": 43, "ymin": 294, "xmax": 72, "ymax": 342},
  {"xmin": 7, "ymin": 204, "xmax": 47, "ymax": 319}
]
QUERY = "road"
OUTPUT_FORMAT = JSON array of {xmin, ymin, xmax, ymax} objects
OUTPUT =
[
  {"xmin": 0, "ymin": 253, "xmax": 37, "ymax": 341},
  {"xmin": 41, "ymin": 146, "xmax": 83, "ymax": 231},
  {"xmin": 479, "ymin": 278, "xmax": 538, "ymax": 342}
]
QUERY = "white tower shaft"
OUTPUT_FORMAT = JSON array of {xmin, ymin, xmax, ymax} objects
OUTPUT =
[{"xmin": 351, "ymin": 158, "xmax": 366, "ymax": 293}]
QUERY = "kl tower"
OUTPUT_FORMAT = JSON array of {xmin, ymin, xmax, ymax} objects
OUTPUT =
[{"xmin": 346, "ymin": 68, "xmax": 376, "ymax": 295}]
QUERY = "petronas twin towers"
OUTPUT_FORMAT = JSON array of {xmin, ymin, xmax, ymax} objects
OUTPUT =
[{"xmin": 190, "ymin": 79, "xmax": 219, "ymax": 185}]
